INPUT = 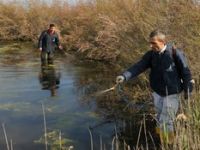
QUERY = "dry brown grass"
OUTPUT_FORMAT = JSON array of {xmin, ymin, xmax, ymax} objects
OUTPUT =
[{"xmin": 0, "ymin": 0, "xmax": 200, "ymax": 74}]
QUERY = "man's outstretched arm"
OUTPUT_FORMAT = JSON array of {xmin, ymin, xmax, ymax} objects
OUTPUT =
[{"xmin": 116, "ymin": 51, "xmax": 152, "ymax": 83}]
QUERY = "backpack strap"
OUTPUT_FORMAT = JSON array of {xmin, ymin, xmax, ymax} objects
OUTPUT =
[
  {"xmin": 171, "ymin": 44, "xmax": 182, "ymax": 78},
  {"xmin": 172, "ymin": 44, "xmax": 177, "ymax": 60}
]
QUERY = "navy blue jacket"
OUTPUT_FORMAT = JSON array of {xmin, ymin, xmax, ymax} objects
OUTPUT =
[
  {"xmin": 122, "ymin": 44, "xmax": 193, "ymax": 96},
  {"xmin": 38, "ymin": 30, "xmax": 60, "ymax": 52}
]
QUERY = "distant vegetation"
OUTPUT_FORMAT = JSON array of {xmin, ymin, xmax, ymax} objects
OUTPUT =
[
  {"xmin": 1, "ymin": 0, "xmax": 200, "ymax": 149},
  {"xmin": 0, "ymin": 0, "xmax": 200, "ymax": 74}
]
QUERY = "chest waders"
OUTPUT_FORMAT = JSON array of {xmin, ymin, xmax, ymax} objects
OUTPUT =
[{"xmin": 41, "ymin": 51, "xmax": 54, "ymax": 65}]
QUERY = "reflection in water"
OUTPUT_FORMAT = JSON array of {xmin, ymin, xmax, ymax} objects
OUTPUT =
[{"xmin": 39, "ymin": 63, "xmax": 61, "ymax": 96}]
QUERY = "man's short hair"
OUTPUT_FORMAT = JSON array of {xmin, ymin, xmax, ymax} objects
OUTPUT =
[
  {"xmin": 149, "ymin": 30, "xmax": 166, "ymax": 42},
  {"xmin": 49, "ymin": 24, "xmax": 55, "ymax": 28}
]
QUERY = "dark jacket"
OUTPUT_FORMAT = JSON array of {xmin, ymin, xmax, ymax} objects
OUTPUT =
[
  {"xmin": 122, "ymin": 44, "xmax": 193, "ymax": 96},
  {"xmin": 38, "ymin": 30, "xmax": 60, "ymax": 52}
]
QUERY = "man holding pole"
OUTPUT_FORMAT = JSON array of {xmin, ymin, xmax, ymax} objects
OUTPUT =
[
  {"xmin": 116, "ymin": 30, "xmax": 194, "ymax": 144},
  {"xmin": 38, "ymin": 24, "xmax": 62, "ymax": 65}
]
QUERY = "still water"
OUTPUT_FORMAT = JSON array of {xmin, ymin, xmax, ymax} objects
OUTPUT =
[{"xmin": 0, "ymin": 43, "xmax": 156, "ymax": 150}]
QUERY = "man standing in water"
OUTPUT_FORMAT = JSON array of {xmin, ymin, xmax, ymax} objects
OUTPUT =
[
  {"xmin": 38, "ymin": 24, "xmax": 62, "ymax": 65},
  {"xmin": 116, "ymin": 30, "xmax": 194, "ymax": 145}
]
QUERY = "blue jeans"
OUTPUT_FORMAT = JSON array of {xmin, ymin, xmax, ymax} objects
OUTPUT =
[{"xmin": 153, "ymin": 92, "xmax": 179, "ymax": 132}]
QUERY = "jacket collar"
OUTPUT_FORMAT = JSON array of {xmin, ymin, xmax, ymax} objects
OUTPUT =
[{"xmin": 159, "ymin": 45, "xmax": 167, "ymax": 54}]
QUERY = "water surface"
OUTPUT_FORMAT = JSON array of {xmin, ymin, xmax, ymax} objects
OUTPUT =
[
  {"xmin": 0, "ymin": 42, "xmax": 156, "ymax": 150},
  {"xmin": 0, "ymin": 43, "xmax": 123, "ymax": 150}
]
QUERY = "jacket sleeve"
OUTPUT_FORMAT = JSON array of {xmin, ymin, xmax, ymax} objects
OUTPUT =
[
  {"xmin": 175, "ymin": 50, "xmax": 193, "ymax": 93},
  {"xmin": 55, "ymin": 33, "xmax": 60, "ymax": 47},
  {"xmin": 38, "ymin": 31, "xmax": 45, "ymax": 49},
  {"xmin": 122, "ymin": 51, "xmax": 152, "ymax": 81}
]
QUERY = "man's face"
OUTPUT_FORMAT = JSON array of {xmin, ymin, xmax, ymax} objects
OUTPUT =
[
  {"xmin": 149, "ymin": 37, "xmax": 165, "ymax": 52},
  {"xmin": 49, "ymin": 26, "xmax": 56, "ymax": 33}
]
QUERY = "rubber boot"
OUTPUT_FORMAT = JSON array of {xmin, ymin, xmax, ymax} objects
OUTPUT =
[
  {"xmin": 160, "ymin": 131, "xmax": 175, "ymax": 148},
  {"xmin": 167, "ymin": 131, "xmax": 174, "ymax": 145},
  {"xmin": 155, "ymin": 127, "xmax": 160, "ymax": 135},
  {"xmin": 155, "ymin": 127, "xmax": 164, "ymax": 144}
]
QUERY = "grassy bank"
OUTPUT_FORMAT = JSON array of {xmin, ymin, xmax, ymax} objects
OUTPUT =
[{"xmin": 0, "ymin": 0, "xmax": 200, "ymax": 73}]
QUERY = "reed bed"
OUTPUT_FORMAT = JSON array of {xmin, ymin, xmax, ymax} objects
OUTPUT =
[{"xmin": 0, "ymin": 0, "xmax": 200, "ymax": 72}]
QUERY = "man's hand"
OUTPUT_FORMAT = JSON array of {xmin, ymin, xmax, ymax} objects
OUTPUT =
[
  {"xmin": 39, "ymin": 48, "xmax": 42, "ymax": 51},
  {"xmin": 116, "ymin": 75, "xmax": 125, "ymax": 84},
  {"xmin": 58, "ymin": 45, "xmax": 63, "ymax": 50},
  {"xmin": 184, "ymin": 79, "xmax": 195, "ymax": 100},
  {"xmin": 191, "ymin": 79, "xmax": 195, "ymax": 84},
  {"xmin": 176, "ymin": 113, "xmax": 187, "ymax": 121}
]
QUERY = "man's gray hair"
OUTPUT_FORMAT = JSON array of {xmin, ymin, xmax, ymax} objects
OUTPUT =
[{"xmin": 149, "ymin": 30, "xmax": 166, "ymax": 41}]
